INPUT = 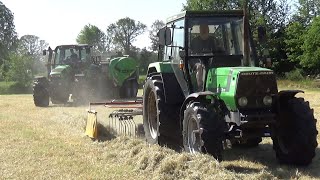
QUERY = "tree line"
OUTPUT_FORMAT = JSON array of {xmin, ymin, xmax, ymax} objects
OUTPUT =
[
  {"xmin": 1, "ymin": 0, "xmax": 320, "ymax": 89},
  {"xmin": 76, "ymin": 18, "xmax": 165, "ymax": 74},
  {"xmin": 0, "ymin": 1, "xmax": 165, "ymax": 87}
]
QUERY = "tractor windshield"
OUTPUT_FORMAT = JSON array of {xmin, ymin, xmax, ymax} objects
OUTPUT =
[
  {"xmin": 54, "ymin": 46, "xmax": 90, "ymax": 65},
  {"xmin": 169, "ymin": 15, "xmax": 246, "ymax": 96},
  {"xmin": 188, "ymin": 16, "xmax": 243, "ymax": 56}
]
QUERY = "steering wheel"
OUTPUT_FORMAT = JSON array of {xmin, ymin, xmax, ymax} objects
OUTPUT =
[
  {"xmin": 61, "ymin": 57, "xmax": 71, "ymax": 64},
  {"xmin": 62, "ymin": 57, "xmax": 80, "ymax": 66}
]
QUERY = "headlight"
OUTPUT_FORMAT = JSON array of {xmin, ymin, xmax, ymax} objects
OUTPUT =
[
  {"xmin": 238, "ymin": 97, "xmax": 248, "ymax": 107},
  {"xmin": 263, "ymin": 96, "xmax": 273, "ymax": 106}
]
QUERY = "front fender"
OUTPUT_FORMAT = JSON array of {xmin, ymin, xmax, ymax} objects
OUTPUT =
[
  {"xmin": 278, "ymin": 90, "xmax": 304, "ymax": 99},
  {"xmin": 179, "ymin": 91, "xmax": 217, "ymax": 123},
  {"xmin": 274, "ymin": 90, "xmax": 304, "ymax": 113}
]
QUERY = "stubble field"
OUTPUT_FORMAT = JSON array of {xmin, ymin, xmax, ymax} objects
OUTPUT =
[{"xmin": 0, "ymin": 88, "xmax": 319, "ymax": 179}]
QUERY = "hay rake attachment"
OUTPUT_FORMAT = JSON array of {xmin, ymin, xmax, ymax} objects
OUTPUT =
[{"xmin": 85, "ymin": 97, "xmax": 143, "ymax": 139}]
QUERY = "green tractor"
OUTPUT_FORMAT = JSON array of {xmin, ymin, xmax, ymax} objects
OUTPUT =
[
  {"xmin": 33, "ymin": 44, "xmax": 139, "ymax": 107},
  {"xmin": 143, "ymin": 10, "xmax": 318, "ymax": 165}
]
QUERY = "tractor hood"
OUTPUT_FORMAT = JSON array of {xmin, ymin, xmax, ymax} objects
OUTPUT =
[
  {"xmin": 109, "ymin": 57, "xmax": 138, "ymax": 86},
  {"xmin": 206, "ymin": 67, "xmax": 278, "ymax": 111},
  {"xmin": 211, "ymin": 67, "xmax": 273, "ymax": 76},
  {"xmin": 49, "ymin": 65, "xmax": 72, "ymax": 78},
  {"xmin": 206, "ymin": 67, "xmax": 274, "ymax": 92}
]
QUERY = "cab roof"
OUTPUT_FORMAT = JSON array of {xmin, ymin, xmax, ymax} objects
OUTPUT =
[
  {"xmin": 166, "ymin": 10, "xmax": 244, "ymax": 23},
  {"xmin": 54, "ymin": 44, "xmax": 91, "ymax": 50}
]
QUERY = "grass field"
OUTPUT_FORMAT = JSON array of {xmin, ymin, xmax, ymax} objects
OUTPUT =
[{"xmin": 0, "ymin": 88, "xmax": 319, "ymax": 179}]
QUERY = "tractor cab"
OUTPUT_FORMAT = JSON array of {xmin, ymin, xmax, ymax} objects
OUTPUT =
[
  {"xmin": 50, "ymin": 45, "xmax": 91, "ymax": 67},
  {"xmin": 158, "ymin": 10, "xmax": 258, "ymax": 95},
  {"xmin": 43, "ymin": 44, "xmax": 92, "ymax": 78}
]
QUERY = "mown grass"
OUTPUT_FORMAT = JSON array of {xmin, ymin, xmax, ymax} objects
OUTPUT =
[
  {"xmin": 0, "ymin": 90, "xmax": 319, "ymax": 179},
  {"xmin": 277, "ymin": 79, "xmax": 320, "ymax": 91}
]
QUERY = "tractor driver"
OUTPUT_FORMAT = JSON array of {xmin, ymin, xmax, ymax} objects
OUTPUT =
[
  {"xmin": 69, "ymin": 48, "xmax": 78, "ymax": 60},
  {"xmin": 190, "ymin": 24, "xmax": 216, "ymax": 54},
  {"xmin": 189, "ymin": 24, "xmax": 216, "ymax": 91}
]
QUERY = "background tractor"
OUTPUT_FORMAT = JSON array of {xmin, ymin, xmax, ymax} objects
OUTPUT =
[
  {"xmin": 33, "ymin": 44, "xmax": 139, "ymax": 107},
  {"xmin": 142, "ymin": 10, "xmax": 318, "ymax": 165}
]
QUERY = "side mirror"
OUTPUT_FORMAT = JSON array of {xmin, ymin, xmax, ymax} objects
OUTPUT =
[
  {"xmin": 43, "ymin": 50, "xmax": 46, "ymax": 56},
  {"xmin": 258, "ymin": 26, "xmax": 267, "ymax": 43},
  {"xmin": 158, "ymin": 27, "xmax": 172, "ymax": 46}
]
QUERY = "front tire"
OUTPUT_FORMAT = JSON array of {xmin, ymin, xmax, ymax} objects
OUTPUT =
[
  {"xmin": 33, "ymin": 78, "xmax": 49, "ymax": 107},
  {"xmin": 183, "ymin": 101, "xmax": 225, "ymax": 161},
  {"xmin": 272, "ymin": 97, "xmax": 318, "ymax": 165}
]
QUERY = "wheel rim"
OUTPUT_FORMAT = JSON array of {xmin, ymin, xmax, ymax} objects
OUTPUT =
[
  {"xmin": 187, "ymin": 117, "xmax": 201, "ymax": 153},
  {"xmin": 147, "ymin": 91, "xmax": 158, "ymax": 139}
]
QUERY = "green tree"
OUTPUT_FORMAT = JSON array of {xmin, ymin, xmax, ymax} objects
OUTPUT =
[
  {"xmin": 18, "ymin": 35, "xmax": 48, "ymax": 75},
  {"xmin": 138, "ymin": 48, "xmax": 156, "ymax": 73},
  {"xmin": 5, "ymin": 52, "xmax": 33, "ymax": 87},
  {"xmin": 149, "ymin": 20, "xmax": 165, "ymax": 52},
  {"xmin": 293, "ymin": 0, "xmax": 320, "ymax": 26},
  {"xmin": 183, "ymin": 0, "xmax": 241, "ymax": 10},
  {"xmin": 284, "ymin": 22, "xmax": 305, "ymax": 65},
  {"xmin": 107, "ymin": 17, "xmax": 146, "ymax": 54},
  {"xmin": 128, "ymin": 46, "xmax": 140, "ymax": 60},
  {"xmin": 0, "ymin": 1, "xmax": 18, "ymax": 77},
  {"xmin": 76, "ymin": 24, "xmax": 107, "ymax": 53},
  {"xmin": 300, "ymin": 16, "xmax": 320, "ymax": 71},
  {"xmin": 18, "ymin": 35, "xmax": 48, "ymax": 55}
]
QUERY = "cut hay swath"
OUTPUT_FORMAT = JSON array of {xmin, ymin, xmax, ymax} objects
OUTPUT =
[{"xmin": 85, "ymin": 97, "xmax": 143, "ymax": 139}]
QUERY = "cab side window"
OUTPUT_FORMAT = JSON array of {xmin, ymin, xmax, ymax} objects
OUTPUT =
[{"xmin": 171, "ymin": 19, "xmax": 185, "ymax": 60}]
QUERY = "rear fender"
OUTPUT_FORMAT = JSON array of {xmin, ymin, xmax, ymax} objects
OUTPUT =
[{"xmin": 34, "ymin": 76, "xmax": 49, "ymax": 87}]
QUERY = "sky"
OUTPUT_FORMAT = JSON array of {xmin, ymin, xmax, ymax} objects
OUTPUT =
[{"xmin": 2, "ymin": 0, "xmax": 186, "ymax": 49}]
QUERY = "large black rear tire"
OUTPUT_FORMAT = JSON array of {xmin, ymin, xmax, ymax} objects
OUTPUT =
[
  {"xmin": 143, "ymin": 76, "xmax": 181, "ymax": 147},
  {"xmin": 183, "ymin": 101, "xmax": 225, "ymax": 161},
  {"xmin": 33, "ymin": 78, "xmax": 49, "ymax": 107},
  {"xmin": 272, "ymin": 97, "xmax": 318, "ymax": 165}
]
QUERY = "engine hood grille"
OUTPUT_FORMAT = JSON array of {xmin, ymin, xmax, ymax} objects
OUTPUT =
[{"xmin": 236, "ymin": 71, "xmax": 278, "ymax": 109}]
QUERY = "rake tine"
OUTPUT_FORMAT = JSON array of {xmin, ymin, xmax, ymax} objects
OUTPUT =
[
  {"xmin": 111, "ymin": 114, "xmax": 115, "ymax": 133},
  {"xmin": 126, "ymin": 118, "xmax": 132, "ymax": 136},
  {"xmin": 119, "ymin": 117, "xmax": 122, "ymax": 135},
  {"xmin": 108, "ymin": 113, "xmax": 112, "ymax": 132},
  {"xmin": 121, "ymin": 117, "xmax": 126, "ymax": 135},
  {"xmin": 132, "ymin": 119, "xmax": 137, "ymax": 138},
  {"xmin": 129, "ymin": 117, "xmax": 135, "ymax": 137},
  {"xmin": 120, "ymin": 117, "xmax": 125, "ymax": 136},
  {"xmin": 126, "ymin": 116, "xmax": 131, "ymax": 136},
  {"xmin": 127, "ymin": 118, "xmax": 131, "ymax": 136},
  {"xmin": 124, "ymin": 118, "xmax": 129, "ymax": 136}
]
